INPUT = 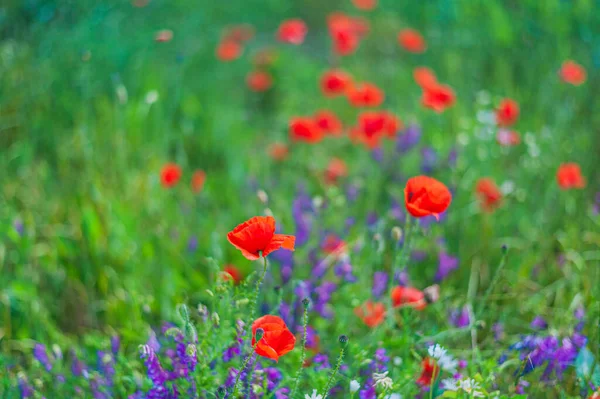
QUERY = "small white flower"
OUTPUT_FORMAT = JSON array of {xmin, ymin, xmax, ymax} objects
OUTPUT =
[
  {"xmin": 305, "ymin": 390, "xmax": 323, "ymax": 399},
  {"xmin": 441, "ymin": 378, "xmax": 459, "ymax": 390},
  {"xmin": 427, "ymin": 344, "xmax": 447, "ymax": 359},
  {"xmin": 393, "ymin": 356, "xmax": 402, "ymax": 366},
  {"xmin": 459, "ymin": 379, "xmax": 484, "ymax": 397},
  {"xmin": 385, "ymin": 394, "xmax": 402, "ymax": 399},
  {"xmin": 373, "ymin": 371, "xmax": 393, "ymax": 389},
  {"xmin": 437, "ymin": 356, "xmax": 458, "ymax": 374},
  {"xmin": 145, "ymin": 90, "xmax": 159, "ymax": 105},
  {"xmin": 349, "ymin": 380, "xmax": 360, "ymax": 392}
]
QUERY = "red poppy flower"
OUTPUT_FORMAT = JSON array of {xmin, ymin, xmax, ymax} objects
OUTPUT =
[
  {"xmin": 327, "ymin": 12, "xmax": 369, "ymax": 56},
  {"xmin": 155, "ymin": 29, "xmax": 174, "ymax": 43},
  {"xmin": 391, "ymin": 286, "xmax": 427, "ymax": 310},
  {"xmin": 496, "ymin": 129, "xmax": 521, "ymax": 146},
  {"xmin": 350, "ymin": 111, "xmax": 387, "ymax": 149},
  {"xmin": 289, "ymin": 117, "xmax": 324, "ymax": 144},
  {"xmin": 354, "ymin": 301, "xmax": 386, "ymax": 327},
  {"xmin": 191, "ymin": 170, "xmax": 206, "ymax": 193},
  {"xmin": 268, "ymin": 142, "xmax": 289, "ymax": 161},
  {"xmin": 421, "ymin": 83, "xmax": 456, "ymax": 113},
  {"xmin": 222, "ymin": 264, "xmax": 243, "ymax": 284},
  {"xmin": 216, "ymin": 40, "xmax": 242, "ymax": 62},
  {"xmin": 276, "ymin": 19, "xmax": 307, "ymax": 45},
  {"xmin": 475, "ymin": 178, "xmax": 502, "ymax": 212},
  {"xmin": 380, "ymin": 111, "xmax": 403, "ymax": 138},
  {"xmin": 398, "ymin": 29, "xmax": 426, "ymax": 53},
  {"xmin": 246, "ymin": 70, "xmax": 273, "ymax": 92},
  {"xmin": 560, "ymin": 60, "xmax": 586, "ymax": 86},
  {"xmin": 347, "ymin": 82, "xmax": 384, "ymax": 108},
  {"xmin": 227, "ymin": 216, "xmax": 295, "ymax": 260},
  {"xmin": 496, "ymin": 98, "xmax": 519, "ymax": 127},
  {"xmin": 404, "ymin": 176, "xmax": 452, "ymax": 219},
  {"xmin": 352, "ymin": 0, "xmax": 378, "ymax": 10},
  {"xmin": 413, "ymin": 67, "xmax": 437, "ymax": 90},
  {"xmin": 160, "ymin": 163, "xmax": 182, "ymax": 188},
  {"xmin": 321, "ymin": 233, "xmax": 347, "ymax": 255},
  {"xmin": 556, "ymin": 163, "xmax": 586, "ymax": 190},
  {"xmin": 320, "ymin": 69, "xmax": 352, "ymax": 98},
  {"xmin": 224, "ymin": 24, "xmax": 255, "ymax": 43},
  {"xmin": 416, "ymin": 357, "xmax": 439, "ymax": 386},
  {"xmin": 252, "ymin": 315, "xmax": 296, "ymax": 361},
  {"xmin": 589, "ymin": 391, "xmax": 600, "ymax": 399},
  {"xmin": 324, "ymin": 158, "xmax": 348, "ymax": 185},
  {"xmin": 314, "ymin": 110, "xmax": 343, "ymax": 136}
]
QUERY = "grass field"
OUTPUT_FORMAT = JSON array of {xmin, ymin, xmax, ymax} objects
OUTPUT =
[{"xmin": 1, "ymin": 1, "xmax": 599, "ymax": 398}]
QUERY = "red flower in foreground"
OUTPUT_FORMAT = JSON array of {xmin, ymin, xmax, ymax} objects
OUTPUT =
[
  {"xmin": 352, "ymin": 0, "xmax": 378, "ymax": 10},
  {"xmin": 289, "ymin": 117, "xmax": 324, "ymax": 144},
  {"xmin": 496, "ymin": 129, "xmax": 521, "ymax": 146},
  {"xmin": 314, "ymin": 110, "xmax": 343, "ymax": 136},
  {"xmin": 160, "ymin": 163, "xmax": 182, "ymax": 188},
  {"xmin": 496, "ymin": 98, "xmax": 519, "ymax": 127},
  {"xmin": 227, "ymin": 216, "xmax": 295, "ymax": 260},
  {"xmin": 155, "ymin": 29, "xmax": 173, "ymax": 43},
  {"xmin": 216, "ymin": 40, "xmax": 242, "ymax": 62},
  {"xmin": 404, "ymin": 176, "xmax": 452, "ymax": 219},
  {"xmin": 223, "ymin": 264, "xmax": 242, "ymax": 284},
  {"xmin": 556, "ymin": 163, "xmax": 586, "ymax": 190},
  {"xmin": 413, "ymin": 66, "xmax": 437, "ymax": 90},
  {"xmin": 417, "ymin": 357, "xmax": 440, "ymax": 386},
  {"xmin": 421, "ymin": 83, "xmax": 456, "ymax": 113},
  {"xmin": 252, "ymin": 315, "xmax": 296, "ymax": 361},
  {"xmin": 391, "ymin": 286, "xmax": 427, "ymax": 310},
  {"xmin": 324, "ymin": 158, "xmax": 348, "ymax": 185},
  {"xmin": 347, "ymin": 82, "xmax": 384, "ymax": 108},
  {"xmin": 398, "ymin": 29, "xmax": 426, "ymax": 53},
  {"xmin": 560, "ymin": 60, "xmax": 586, "ymax": 86},
  {"xmin": 320, "ymin": 69, "xmax": 352, "ymax": 98},
  {"xmin": 276, "ymin": 19, "xmax": 307, "ymax": 45},
  {"xmin": 246, "ymin": 71, "xmax": 273, "ymax": 92},
  {"xmin": 268, "ymin": 142, "xmax": 289, "ymax": 161},
  {"xmin": 475, "ymin": 178, "xmax": 502, "ymax": 212},
  {"xmin": 354, "ymin": 301, "xmax": 386, "ymax": 327},
  {"xmin": 327, "ymin": 12, "xmax": 369, "ymax": 56},
  {"xmin": 191, "ymin": 170, "xmax": 206, "ymax": 193}
]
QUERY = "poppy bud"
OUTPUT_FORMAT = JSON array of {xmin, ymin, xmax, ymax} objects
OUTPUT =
[
  {"xmin": 255, "ymin": 328, "xmax": 265, "ymax": 342},
  {"xmin": 339, "ymin": 335, "xmax": 349, "ymax": 346},
  {"xmin": 257, "ymin": 189, "xmax": 269, "ymax": 204},
  {"xmin": 236, "ymin": 298, "xmax": 250, "ymax": 306},
  {"xmin": 501, "ymin": 244, "xmax": 508, "ymax": 254},
  {"xmin": 274, "ymin": 286, "xmax": 281, "ymax": 294},
  {"xmin": 264, "ymin": 208, "xmax": 274, "ymax": 217},
  {"xmin": 302, "ymin": 298, "xmax": 310, "ymax": 308},
  {"xmin": 211, "ymin": 312, "xmax": 220, "ymax": 326},
  {"xmin": 216, "ymin": 386, "xmax": 226, "ymax": 398},
  {"xmin": 176, "ymin": 304, "xmax": 190, "ymax": 324},
  {"xmin": 391, "ymin": 226, "xmax": 402, "ymax": 241}
]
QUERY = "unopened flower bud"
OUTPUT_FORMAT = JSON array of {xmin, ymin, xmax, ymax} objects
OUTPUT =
[
  {"xmin": 211, "ymin": 312, "xmax": 220, "ymax": 326},
  {"xmin": 339, "ymin": 335, "xmax": 348, "ymax": 346},
  {"xmin": 391, "ymin": 226, "xmax": 403, "ymax": 241},
  {"xmin": 257, "ymin": 189, "xmax": 269, "ymax": 204},
  {"xmin": 302, "ymin": 298, "xmax": 310, "ymax": 309},
  {"xmin": 312, "ymin": 196, "xmax": 324, "ymax": 209},
  {"xmin": 216, "ymin": 386, "xmax": 226, "ymax": 398},
  {"xmin": 255, "ymin": 328, "xmax": 264, "ymax": 341},
  {"xmin": 501, "ymin": 244, "xmax": 508, "ymax": 254}
]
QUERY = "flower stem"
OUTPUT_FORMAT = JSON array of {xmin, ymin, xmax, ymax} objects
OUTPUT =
[
  {"xmin": 290, "ymin": 302, "xmax": 309, "ymax": 399},
  {"xmin": 250, "ymin": 255, "xmax": 269, "ymax": 322},
  {"xmin": 321, "ymin": 342, "xmax": 347, "ymax": 398},
  {"xmin": 231, "ymin": 341, "xmax": 259, "ymax": 397},
  {"xmin": 387, "ymin": 215, "xmax": 413, "ymax": 328}
]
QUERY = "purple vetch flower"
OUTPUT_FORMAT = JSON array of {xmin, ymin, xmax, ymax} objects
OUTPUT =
[
  {"xmin": 111, "ymin": 335, "xmax": 120, "ymax": 357},
  {"xmin": 435, "ymin": 251, "xmax": 459, "ymax": 281},
  {"xmin": 292, "ymin": 188, "xmax": 314, "ymax": 247},
  {"xmin": 314, "ymin": 282, "xmax": 337, "ymax": 319},
  {"xmin": 345, "ymin": 184, "xmax": 360, "ymax": 202},
  {"xmin": 372, "ymin": 272, "xmax": 388, "ymax": 298},
  {"xmin": 274, "ymin": 387, "xmax": 290, "ymax": 399},
  {"xmin": 140, "ymin": 345, "xmax": 168, "ymax": 385},
  {"xmin": 371, "ymin": 147, "xmax": 384, "ymax": 163},
  {"xmin": 33, "ymin": 344, "xmax": 52, "ymax": 371},
  {"xmin": 449, "ymin": 306, "xmax": 470, "ymax": 328},
  {"xmin": 447, "ymin": 148, "xmax": 458, "ymax": 167},
  {"xmin": 13, "ymin": 218, "xmax": 24, "ymax": 236},
  {"xmin": 19, "ymin": 377, "xmax": 34, "ymax": 398},
  {"xmin": 334, "ymin": 257, "xmax": 357, "ymax": 283},
  {"xmin": 147, "ymin": 331, "xmax": 161, "ymax": 353},
  {"xmin": 492, "ymin": 323, "xmax": 505, "ymax": 341},
  {"xmin": 531, "ymin": 316, "xmax": 548, "ymax": 330},
  {"xmin": 345, "ymin": 217, "xmax": 356, "ymax": 229},
  {"xmin": 366, "ymin": 212, "xmax": 378, "ymax": 227},
  {"xmin": 420, "ymin": 147, "xmax": 438, "ymax": 173},
  {"xmin": 186, "ymin": 236, "xmax": 198, "ymax": 252},
  {"xmin": 395, "ymin": 268, "xmax": 410, "ymax": 286},
  {"xmin": 411, "ymin": 250, "xmax": 428, "ymax": 262},
  {"xmin": 396, "ymin": 124, "xmax": 421, "ymax": 153},
  {"xmin": 313, "ymin": 353, "xmax": 331, "ymax": 370}
]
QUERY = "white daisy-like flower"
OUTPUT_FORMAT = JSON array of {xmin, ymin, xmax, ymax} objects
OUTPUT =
[
  {"xmin": 373, "ymin": 371, "xmax": 393, "ymax": 389},
  {"xmin": 459, "ymin": 379, "xmax": 484, "ymax": 397},
  {"xmin": 305, "ymin": 390, "xmax": 323, "ymax": 399},
  {"xmin": 441, "ymin": 378, "xmax": 459, "ymax": 390},
  {"xmin": 428, "ymin": 344, "xmax": 458, "ymax": 373},
  {"xmin": 349, "ymin": 380, "xmax": 360, "ymax": 392},
  {"xmin": 427, "ymin": 344, "xmax": 447, "ymax": 359}
]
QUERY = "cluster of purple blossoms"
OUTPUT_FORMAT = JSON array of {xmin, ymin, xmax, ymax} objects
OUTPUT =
[
  {"xmin": 359, "ymin": 348, "xmax": 390, "ymax": 399},
  {"xmin": 223, "ymin": 357, "xmax": 289, "ymax": 398}
]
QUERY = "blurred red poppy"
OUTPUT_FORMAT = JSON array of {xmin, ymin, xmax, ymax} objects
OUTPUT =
[
  {"xmin": 391, "ymin": 286, "xmax": 427, "ymax": 310},
  {"xmin": 556, "ymin": 163, "xmax": 586, "ymax": 190},
  {"xmin": 354, "ymin": 301, "xmax": 386, "ymax": 327},
  {"xmin": 421, "ymin": 83, "xmax": 456, "ymax": 113},
  {"xmin": 347, "ymin": 82, "xmax": 384, "ymax": 108},
  {"xmin": 216, "ymin": 40, "xmax": 242, "ymax": 62},
  {"xmin": 416, "ymin": 357, "xmax": 439, "ymax": 386},
  {"xmin": 276, "ymin": 19, "xmax": 307, "ymax": 45},
  {"xmin": 324, "ymin": 158, "xmax": 348, "ymax": 185},
  {"xmin": 404, "ymin": 176, "xmax": 452, "ymax": 219},
  {"xmin": 496, "ymin": 98, "xmax": 519, "ymax": 127},
  {"xmin": 380, "ymin": 111, "xmax": 403, "ymax": 138},
  {"xmin": 496, "ymin": 129, "xmax": 521, "ymax": 146},
  {"xmin": 321, "ymin": 233, "xmax": 347, "ymax": 255},
  {"xmin": 160, "ymin": 163, "xmax": 182, "ymax": 188},
  {"xmin": 268, "ymin": 142, "xmax": 289, "ymax": 161},
  {"xmin": 328, "ymin": 12, "xmax": 369, "ymax": 56},
  {"xmin": 155, "ymin": 29, "xmax": 174, "ymax": 43},
  {"xmin": 289, "ymin": 117, "xmax": 324, "ymax": 144},
  {"xmin": 224, "ymin": 24, "xmax": 255, "ymax": 43},
  {"xmin": 352, "ymin": 0, "xmax": 378, "ymax": 10},
  {"xmin": 320, "ymin": 69, "xmax": 352, "ymax": 98},
  {"xmin": 223, "ymin": 264, "xmax": 242, "ymax": 284},
  {"xmin": 475, "ymin": 178, "xmax": 502, "ymax": 212},
  {"xmin": 560, "ymin": 60, "xmax": 586, "ymax": 86},
  {"xmin": 398, "ymin": 29, "xmax": 426, "ymax": 53},
  {"xmin": 246, "ymin": 71, "xmax": 273, "ymax": 92},
  {"xmin": 227, "ymin": 216, "xmax": 295, "ymax": 260},
  {"xmin": 191, "ymin": 170, "xmax": 206, "ymax": 193},
  {"xmin": 314, "ymin": 110, "xmax": 343, "ymax": 136},
  {"xmin": 252, "ymin": 315, "xmax": 296, "ymax": 361},
  {"xmin": 350, "ymin": 111, "xmax": 387, "ymax": 149},
  {"xmin": 413, "ymin": 67, "xmax": 437, "ymax": 90}
]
